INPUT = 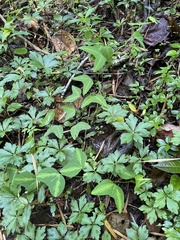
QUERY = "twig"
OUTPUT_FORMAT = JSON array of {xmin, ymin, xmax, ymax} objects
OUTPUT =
[{"xmin": 61, "ymin": 54, "xmax": 89, "ymax": 97}]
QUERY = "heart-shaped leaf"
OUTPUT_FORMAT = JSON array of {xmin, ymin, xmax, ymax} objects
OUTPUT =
[
  {"xmin": 63, "ymin": 86, "xmax": 81, "ymax": 102},
  {"xmin": 73, "ymin": 75, "xmax": 93, "ymax": 95},
  {"xmin": 14, "ymin": 172, "xmax": 36, "ymax": 192},
  {"xmin": 37, "ymin": 168, "xmax": 65, "ymax": 197},
  {"xmin": 81, "ymin": 94, "xmax": 107, "ymax": 108},
  {"xmin": 60, "ymin": 148, "xmax": 87, "ymax": 177},
  {"xmin": 70, "ymin": 122, "xmax": 91, "ymax": 139},
  {"xmin": 91, "ymin": 179, "xmax": 124, "ymax": 213},
  {"xmin": 80, "ymin": 46, "xmax": 106, "ymax": 72}
]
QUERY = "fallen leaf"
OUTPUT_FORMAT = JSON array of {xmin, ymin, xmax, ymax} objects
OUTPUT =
[
  {"xmin": 54, "ymin": 104, "xmax": 66, "ymax": 123},
  {"xmin": 142, "ymin": 18, "xmax": 170, "ymax": 46},
  {"xmin": 27, "ymin": 19, "xmax": 40, "ymax": 32},
  {"xmin": 156, "ymin": 123, "xmax": 180, "ymax": 139},
  {"xmin": 51, "ymin": 30, "xmax": 77, "ymax": 55}
]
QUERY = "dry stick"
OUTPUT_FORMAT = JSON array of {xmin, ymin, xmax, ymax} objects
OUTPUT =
[{"xmin": 61, "ymin": 54, "xmax": 89, "ymax": 97}]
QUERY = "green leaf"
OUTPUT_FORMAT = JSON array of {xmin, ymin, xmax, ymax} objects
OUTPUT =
[
  {"xmin": 118, "ymin": 164, "xmax": 135, "ymax": 180},
  {"xmin": 171, "ymin": 130, "xmax": 180, "ymax": 145},
  {"xmin": 80, "ymin": 46, "xmax": 106, "ymax": 72},
  {"xmin": 43, "ymin": 54, "xmax": 59, "ymax": 68},
  {"xmin": 133, "ymin": 31, "xmax": 145, "ymax": 48},
  {"xmin": 60, "ymin": 148, "xmax": 87, "ymax": 177},
  {"xmin": 7, "ymin": 102, "xmax": 22, "ymax": 112},
  {"xmin": 61, "ymin": 104, "xmax": 76, "ymax": 121},
  {"xmin": 99, "ymin": 45, "xmax": 113, "ymax": 64},
  {"xmin": 29, "ymin": 51, "xmax": 44, "ymax": 69},
  {"xmin": 153, "ymin": 161, "xmax": 180, "ymax": 173},
  {"xmin": 14, "ymin": 47, "xmax": 28, "ymax": 55},
  {"xmin": 91, "ymin": 179, "xmax": 124, "ymax": 213},
  {"xmin": 72, "ymin": 75, "xmax": 93, "ymax": 95},
  {"xmin": 44, "ymin": 125, "xmax": 63, "ymax": 139},
  {"xmin": 63, "ymin": 86, "xmax": 81, "ymax": 102},
  {"xmin": 37, "ymin": 168, "xmax": 65, "ymax": 197},
  {"xmin": 14, "ymin": 172, "xmax": 36, "ymax": 192},
  {"xmin": 39, "ymin": 109, "xmax": 55, "ymax": 127},
  {"xmin": 70, "ymin": 122, "xmax": 91, "ymax": 140},
  {"xmin": 170, "ymin": 175, "xmax": 180, "ymax": 190},
  {"xmin": 167, "ymin": 197, "xmax": 179, "ymax": 214},
  {"xmin": 81, "ymin": 94, "xmax": 107, "ymax": 108}
]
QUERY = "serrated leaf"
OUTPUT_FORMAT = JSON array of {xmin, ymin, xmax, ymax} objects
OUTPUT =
[
  {"xmin": 14, "ymin": 172, "xmax": 36, "ymax": 192},
  {"xmin": 70, "ymin": 122, "xmax": 91, "ymax": 139},
  {"xmin": 63, "ymin": 86, "xmax": 81, "ymax": 102},
  {"xmin": 60, "ymin": 148, "xmax": 87, "ymax": 177},
  {"xmin": 40, "ymin": 109, "xmax": 55, "ymax": 127},
  {"xmin": 37, "ymin": 168, "xmax": 65, "ymax": 197},
  {"xmin": 72, "ymin": 75, "xmax": 93, "ymax": 95},
  {"xmin": 81, "ymin": 94, "xmax": 107, "ymax": 108},
  {"xmin": 91, "ymin": 179, "xmax": 124, "ymax": 213},
  {"xmin": 153, "ymin": 161, "xmax": 180, "ymax": 173},
  {"xmin": 29, "ymin": 51, "xmax": 44, "ymax": 68}
]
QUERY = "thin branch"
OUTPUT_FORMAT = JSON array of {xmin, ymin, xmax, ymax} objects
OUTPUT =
[{"xmin": 61, "ymin": 54, "xmax": 89, "ymax": 97}]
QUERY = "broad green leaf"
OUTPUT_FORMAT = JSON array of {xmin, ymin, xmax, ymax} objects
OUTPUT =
[
  {"xmin": 40, "ymin": 109, "xmax": 55, "ymax": 127},
  {"xmin": 81, "ymin": 94, "xmax": 107, "ymax": 108},
  {"xmin": 60, "ymin": 148, "xmax": 87, "ymax": 177},
  {"xmin": 7, "ymin": 102, "xmax": 22, "ymax": 112},
  {"xmin": 43, "ymin": 54, "xmax": 59, "ymax": 68},
  {"xmin": 171, "ymin": 43, "xmax": 180, "ymax": 48},
  {"xmin": 37, "ymin": 168, "xmax": 65, "ymax": 197},
  {"xmin": 171, "ymin": 130, "xmax": 180, "ymax": 145},
  {"xmin": 14, "ymin": 172, "xmax": 36, "ymax": 192},
  {"xmin": 63, "ymin": 86, "xmax": 81, "ymax": 102},
  {"xmin": 14, "ymin": 47, "xmax": 28, "ymax": 55},
  {"xmin": 44, "ymin": 125, "xmax": 63, "ymax": 139},
  {"xmin": 72, "ymin": 75, "xmax": 93, "ymax": 95},
  {"xmin": 91, "ymin": 179, "xmax": 124, "ymax": 213},
  {"xmin": 99, "ymin": 46, "xmax": 113, "ymax": 64},
  {"xmin": 80, "ymin": 46, "xmax": 106, "ymax": 72},
  {"xmin": 170, "ymin": 175, "xmax": 180, "ymax": 190},
  {"xmin": 62, "ymin": 104, "xmax": 76, "ymax": 121},
  {"xmin": 153, "ymin": 161, "xmax": 180, "ymax": 173},
  {"xmin": 70, "ymin": 122, "xmax": 91, "ymax": 140},
  {"xmin": 29, "ymin": 51, "xmax": 44, "ymax": 69},
  {"xmin": 117, "ymin": 164, "xmax": 135, "ymax": 179}
]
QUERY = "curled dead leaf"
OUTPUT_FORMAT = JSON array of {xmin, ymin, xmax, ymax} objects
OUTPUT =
[
  {"xmin": 51, "ymin": 30, "xmax": 77, "ymax": 55},
  {"xmin": 54, "ymin": 104, "xmax": 66, "ymax": 123},
  {"xmin": 142, "ymin": 18, "xmax": 170, "ymax": 46},
  {"xmin": 27, "ymin": 19, "xmax": 40, "ymax": 32}
]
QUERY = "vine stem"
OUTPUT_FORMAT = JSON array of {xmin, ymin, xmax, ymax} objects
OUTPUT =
[{"xmin": 61, "ymin": 54, "xmax": 89, "ymax": 97}]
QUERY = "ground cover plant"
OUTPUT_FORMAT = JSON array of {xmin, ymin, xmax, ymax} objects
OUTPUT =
[{"xmin": 0, "ymin": 0, "xmax": 180, "ymax": 239}]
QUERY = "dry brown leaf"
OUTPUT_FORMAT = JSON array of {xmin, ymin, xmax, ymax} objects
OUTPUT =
[
  {"xmin": 157, "ymin": 123, "xmax": 180, "ymax": 139},
  {"xmin": 163, "ymin": 123, "xmax": 180, "ymax": 132},
  {"xmin": 51, "ymin": 30, "xmax": 77, "ymax": 55},
  {"xmin": 54, "ymin": 104, "xmax": 66, "ymax": 123},
  {"xmin": 27, "ymin": 19, "xmax": 40, "ymax": 32},
  {"xmin": 142, "ymin": 18, "xmax": 170, "ymax": 46},
  {"xmin": 73, "ymin": 96, "xmax": 83, "ymax": 109}
]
